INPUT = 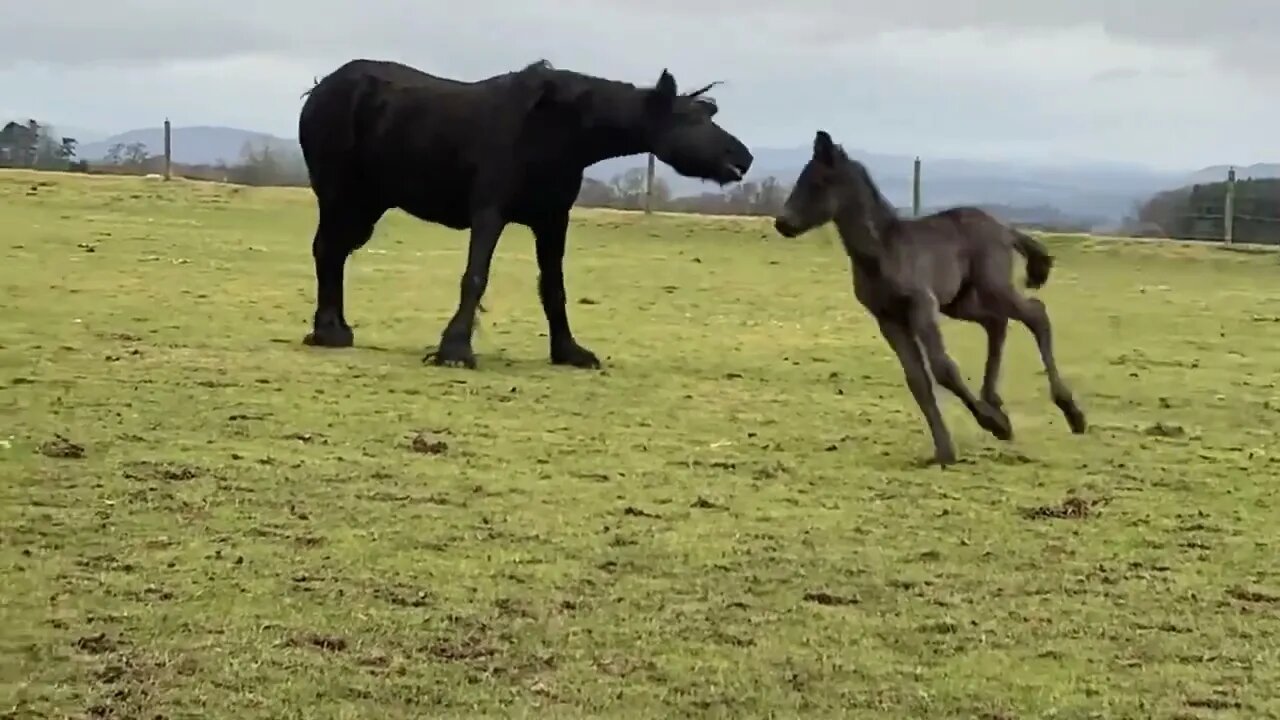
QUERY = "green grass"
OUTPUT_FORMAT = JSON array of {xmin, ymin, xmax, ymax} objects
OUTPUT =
[{"xmin": 3, "ymin": 169, "xmax": 1280, "ymax": 719}]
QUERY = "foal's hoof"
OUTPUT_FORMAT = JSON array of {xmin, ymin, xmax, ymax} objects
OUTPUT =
[
  {"xmin": 1062, "ymin": 403, "xmax": 1088, "ymax": 434},
  {"xmin": 302, "ymin": 325, "xmax": 354, "ymax": 348},
  {"xmin": 423, "ymin": 344, "xmax": 477, "ymax": 369},
  {"xmin": 977, "ymin": 404, "xmax": 1014, "ymax": 441},
  {"xmin": 551, "ymin": 342, "xmax": 602, "ymax": 370}
]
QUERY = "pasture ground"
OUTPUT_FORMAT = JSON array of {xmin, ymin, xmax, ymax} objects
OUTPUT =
[{"xmin": 3, "ymin": 169, "xmax": 1280, "ymax": 719}]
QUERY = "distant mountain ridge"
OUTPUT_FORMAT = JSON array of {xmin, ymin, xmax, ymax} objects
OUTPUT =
[{"xmin": 72, "ymin": 124, "xmax": 1275, "ymax": 229}]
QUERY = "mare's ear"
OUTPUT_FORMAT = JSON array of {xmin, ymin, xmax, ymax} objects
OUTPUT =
[
  {"xmin": 646, "ymin": 69, "xmax": 678, "ymax": 114},
  {"xmin": 813, "ymin": 130, "xmax": 836, "ymax": 165}
]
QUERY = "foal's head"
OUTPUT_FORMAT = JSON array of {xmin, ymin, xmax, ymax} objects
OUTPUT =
[{"xmin": 774, "ymin": 130, "xmax": 863, "ymax": 238}]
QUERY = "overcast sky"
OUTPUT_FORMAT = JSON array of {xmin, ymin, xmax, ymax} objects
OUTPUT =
[{"xmin": 3, "ymin": 0, "xmax": 1277, "ymax": 170}]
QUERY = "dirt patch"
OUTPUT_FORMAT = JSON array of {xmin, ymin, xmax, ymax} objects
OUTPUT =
[
  {"xmin": 372, "ymin": 583, "xmax": 433, "ymax": 608},
  {"xmin": 802, "ymin": 591, "xmax": 860, "ymax": 606},
  {"xmin": 38, "ymin": 434, "xmax": 85, "ymax": 459},
  {"xmin": 1019, "ymin": 494, "xmax": 1108, "ymax": 520},
  {"xmin": 410, "ymin": 431, "xmax": 449, "ymax": 455},
  {"xmin": 122, "ymin": 460, "xmax": 202, "ymax": 482},
  {"xmin": 1227, "ymin": 585, "xmax": 1280, "ymax": 604},
  {"xmin": 1145, "ymin": 421, "xmax": 1187, "ymax": 438},
  {"xmin": 287, "ymin": 633, "xmax": 348, "ymax": 653},
  {"xmin": 1185, "ymin": 693, "xmax": 1243, "ymax": 711},
  {"xmin": 74, "ymin": 633, "xmax": 123, "ymax": 655}
]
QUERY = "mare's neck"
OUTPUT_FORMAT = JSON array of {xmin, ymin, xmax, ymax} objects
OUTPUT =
[{"xmin": 565, "ymin": 77, "xmax": 651, "ymax": 168}]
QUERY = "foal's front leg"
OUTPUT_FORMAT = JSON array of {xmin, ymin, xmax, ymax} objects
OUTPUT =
[
  {"xmin": 908, "ymin": 293, "xmax": 1013, "ymax": 441},
  {"xmin": 877, "ymin": 318, "xmax": 957, "ymax": 465}
]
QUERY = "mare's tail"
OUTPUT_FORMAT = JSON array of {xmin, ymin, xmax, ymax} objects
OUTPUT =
[{"xmin": 1011, "ymin": 229, "xmax": 1053, "ymax": 289}]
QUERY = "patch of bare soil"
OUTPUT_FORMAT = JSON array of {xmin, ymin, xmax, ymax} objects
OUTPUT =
[
  {"xmin": 38, "ymin": 434, "xmax": 85, "ymax": 459},
  {"xmin": 121, "ymin": 460, "xmax": 202, "ymax": 482},
  {"xmin": 286, "ymin": 633, "xmax": 348, "ymax": 653},
  {"xmin": 802, "ymin": 590, "xmax": 861, "ymax": 606},
  {"xmin": 1020, "ymin": 494, "xmax": 1108, "ymax": 520},
  {"xmin": 690, "ymin": 496, "xmax": 728, "ymax": 511},
  {"xmin": 409, "ymin": 430, "xmax": 449, "ymax": 455},
  {"xmin": 1226, "ymin": 585, "xmax": 1280, "ymax": 604}
]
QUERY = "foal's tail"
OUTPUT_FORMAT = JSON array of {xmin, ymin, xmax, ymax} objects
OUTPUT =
[{"xmin": 1011, "ymin": 229, "xmax": 1053, "ymax": 289}]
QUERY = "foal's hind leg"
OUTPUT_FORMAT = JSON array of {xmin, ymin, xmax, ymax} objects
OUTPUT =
[
  {"xmin": 1009, "ymin": 296, "xmax": 1087, "ymax": 434},
  {"xmin": 979, "ymin": 318, "xmax": 1008, "ymax": 410},
  {"xmin": 946, "ymin": 290, "xmax": 1008, "ymax": 410},
  {"xmin": 908, "ymin": 292, "xmax": 1013, "ymax": 441}
]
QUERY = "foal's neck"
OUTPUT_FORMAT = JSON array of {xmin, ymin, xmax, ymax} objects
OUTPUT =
[{"xmin": 832, "ymin": 186, "xmax": 897, "ymax": 264}]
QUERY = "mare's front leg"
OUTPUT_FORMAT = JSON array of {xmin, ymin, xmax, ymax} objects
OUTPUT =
[
  {"xmin": 424, "ymin": 209, "xmax": 506, "ymax": 369},
  {"xmin": 531, "ymin": 213, "xmax": 600, "ymax": 369},
  {"xmin": 908, "ymin": 292, "xmax": 1013, "ymax": 441},
  {"xmin": 877, "ymin": 317, "xmax": 958, "ymax": 466}
]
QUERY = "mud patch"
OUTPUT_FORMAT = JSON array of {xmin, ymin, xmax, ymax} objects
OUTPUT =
[
  {"xmin": 74, "ymin": 632, "xmax": 123, "ymax": 655},
  {"xmin": 372, "ymin": 583, "xmax": 433, "ymax": 608},
  {"xmin": 1020, "ymin": 494, "xmax": 1108, "ymax": 520},
  {"xmin": 690, "ymin": 496, "xmax": 728, "ymax": 511},
  {"xmin": 1226, "ymin": 585, "xmax": 1280, "ymax": 604},
  {"xmin": 122, "ymin": 460, "xmax": 202, "ymax": 482},
  {"xmin": 802, "ymin": 590, "xmax": 860, "ymax": 606},
  {"xmin": 39, "ymin": 434, "xmax": 85, "ymax": 459},
  {"xmin": 410, "ymin": 431, "xmax": 449, "ymax": 455},
  {"xmin": 1145, "ymin": 421, "xmax": 1187, "ymax": 438},
  {"xmin": 287, "ymin": 633, "xmax": 348, "ymax": 653}
]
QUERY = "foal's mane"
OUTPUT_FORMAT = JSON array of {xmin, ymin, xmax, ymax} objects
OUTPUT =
[{"xmin": 832, "ymin": 144, "xmax": 899, "ymax": 222}]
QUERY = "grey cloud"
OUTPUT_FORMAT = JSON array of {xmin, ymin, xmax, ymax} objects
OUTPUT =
[
  {"xmin": 3, "ymin": 0, "xmax": 1277, "ymax": 85},
  {"xmin": 1, "ymin": 0, "xmax": 1275, "ymax": 170}
]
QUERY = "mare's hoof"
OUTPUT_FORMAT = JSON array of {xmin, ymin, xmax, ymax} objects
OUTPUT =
[
  {"xmin": 977, "ymin": 404, "xmax": 1014, "ymax": 441},
  {"xmin": 423, "ymin": 344, "xmax": 477, "ymax": 369},
  {"xmin": 303, "ymin": 326, "xmax": 354, "ymax": 348},
  {"xmin": 923, "ymin": 449, "xmax": 959, "ymax": 468},
  {"xmin": 551, "ymin": 342, "xmax": 602, "ymax": 370}
]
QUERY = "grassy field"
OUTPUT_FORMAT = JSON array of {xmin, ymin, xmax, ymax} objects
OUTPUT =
[{"xmin": 3, "ymin": 169, "xmax": 1280, "ymax": 719}]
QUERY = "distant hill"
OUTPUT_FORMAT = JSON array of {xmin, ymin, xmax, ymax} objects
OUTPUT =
[
  {"xmin": 1186, "ymin": 163, "xmax": 1280, "ymax": 184},
  {"xmin": 68, "ymin": 124, "xmax": 1273, "ymax": 230},
  {"xmin": 77, "ymin": 126, "xmax": 298, "ymax": 166}
]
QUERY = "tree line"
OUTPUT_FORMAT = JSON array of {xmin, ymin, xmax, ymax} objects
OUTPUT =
[
  {"xmin": 1126, "ymin": 177, "xmax": 1280, "ymax": 244},
  {"xmin": 11, "ymin": 116, "xmax": 1275, "ymax": 236},
  {"xmin": 0, "ymin": 120, "xmax": 84, "ymax": 171}
]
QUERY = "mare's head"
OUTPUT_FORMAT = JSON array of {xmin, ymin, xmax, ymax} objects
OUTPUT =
[
  {"xmin": 774, "ymin": 130, "xmax": 857, "ymax": 238},
  {"xmin": 639, "ymin": 70, "xmax": 753, "ymax": 186}
]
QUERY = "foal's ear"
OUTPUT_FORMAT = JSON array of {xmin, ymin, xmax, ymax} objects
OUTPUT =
[{"xmin": 813, "ymin": 130, "xmax": 836, "ymax": 165}]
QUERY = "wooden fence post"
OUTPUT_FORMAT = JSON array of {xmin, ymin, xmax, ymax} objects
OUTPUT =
[
  {"xmin": 163, "ymin": 118, "xmax": 172, "ymax": 181},
  {"xmin": 644, "ymin": 153, "xmax": 656, "ymax": 214},
  {"xmin": 1224, "ymin": 166, "xmax": 1236, "ymax": 244},
  {"xmin": 912, "ymin": 156, "xmax": 921, "ymax": 217}
]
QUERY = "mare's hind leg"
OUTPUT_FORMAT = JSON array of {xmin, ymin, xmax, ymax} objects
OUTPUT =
[
  {"xmin": 303, "ymin": 204, "xmax": 382, "ymax": 348},
  {"xmin": 1009, "ymin": 296, "xmax": 1088, "ymax": 434},
  {"xmin": 908, "ymin": 292, "xmax": 1013, "ymax": 441}
]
